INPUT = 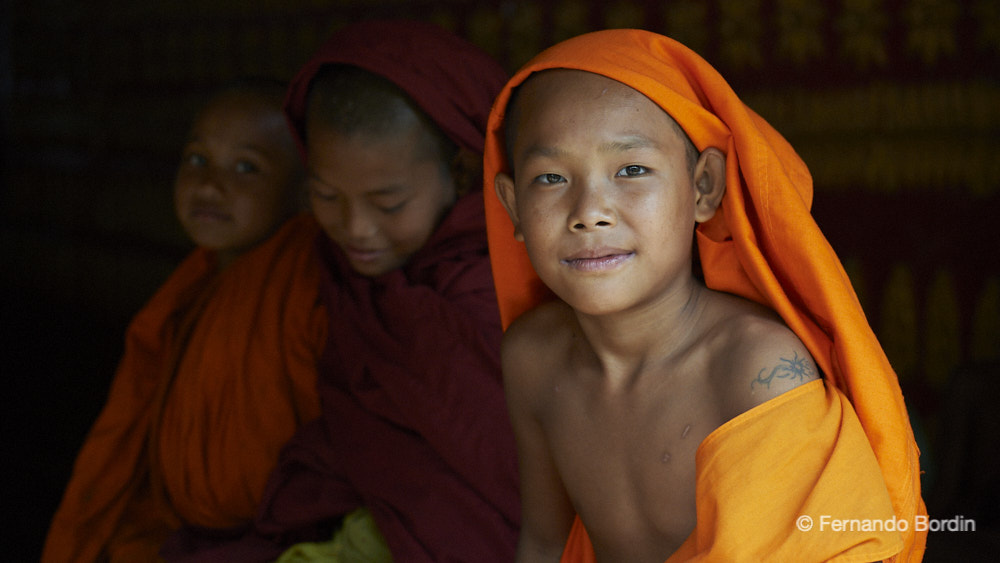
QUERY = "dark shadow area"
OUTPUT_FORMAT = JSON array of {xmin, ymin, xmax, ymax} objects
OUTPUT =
[{"xmin": 3, "ymin": 287, "xmax": 127, "ymax": 559}]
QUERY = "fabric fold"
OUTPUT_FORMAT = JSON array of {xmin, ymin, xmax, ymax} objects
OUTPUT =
[
  {"xmin": 561, "ymin": 380, "xmax": 904, "ymax": 562},
  {"xmin": 43, "ymin": 214, "xmax": 326, "ymax": 562}
]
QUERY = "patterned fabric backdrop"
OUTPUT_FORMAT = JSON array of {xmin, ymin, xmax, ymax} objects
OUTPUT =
[{"xmin": 17, "ymin": 0, "xmax": 996, "ymax": 390}]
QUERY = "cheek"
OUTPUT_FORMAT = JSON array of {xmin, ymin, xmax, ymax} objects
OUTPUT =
[
  {"xmin": 635, "ymin": 188, "xmax": 694, "ymax": 227},
  {"xmin": 309, "ymin": 198, "xmax": 340, "ymax": 234},
  {"xmin": 389, "ymin": 183, "xmax": 456, "ymax": 254},
  {"xmin": 173, "ymin": 176, "xmax": 192, "ymax": 203},
  {"xmin": 384, "ymin": 207, "xmax": 434, "ymax": 253},
  {"xmin": 233, "ymin": 189, "xmax": 282, "ymax": 234},
  {"xmin": 518, "ymin": 195, "xmax": 563, "ymax": 243},
  {"xmin": 173, "ymin": 181, "xmax": 195, "ymax": 224},
  {"xmin": 518, "ymin": 209, "xmax": 547, "ymax": 244}
]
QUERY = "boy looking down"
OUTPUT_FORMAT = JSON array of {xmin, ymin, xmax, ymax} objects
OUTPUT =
[{"xmin": 262, "ymin": 21, "xmax": 519, "ymax": 562}]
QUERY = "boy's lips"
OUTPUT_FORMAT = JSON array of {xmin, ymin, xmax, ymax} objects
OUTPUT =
[
  {"xmin": 190, "ymin": 207, "xmax": 231, "ymax": 222},
  {"xmin": 561, "ymin": 247, "xmax": 634, "ymax": 272},
  {"xmin": 344, "ymin": 245, "xmax": 386, "ymax": 263}
]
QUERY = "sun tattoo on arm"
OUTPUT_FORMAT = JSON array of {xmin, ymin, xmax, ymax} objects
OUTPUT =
[{"xmin": 751, "ymin": 351, "xmax": 816, "ymax": 389}]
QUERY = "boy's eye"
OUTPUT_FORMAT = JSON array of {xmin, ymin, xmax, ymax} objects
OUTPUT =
[
  {"xmin": 235, "ymin": 160, "xmax": 260, "ymax": 174},
  {"xmin": 534, "ymin": 173, "xmax": 565, "ymax": 184},
  {"xmin": 379, "ymin": 200, "xmax": 408, "ymax": 214},
  {"xmin": 184, "ymin": 153, "xmax": 207, "ymax": 167},
  {"xmin": 309, "ymin": 187, "xmax": 338, "ymax": 202},
  {"xmin": 616, "ymin": 164, "xmax": 648, "ymax": 177}
]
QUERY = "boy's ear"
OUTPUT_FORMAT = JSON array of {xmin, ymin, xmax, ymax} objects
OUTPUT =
[
  {"xmin": 693, "ymin": 147, "xmax": 726, "ymax": 223},
  {"xmin": 494, "ymin": 172, "xmax": 524, "ymax": 242}
]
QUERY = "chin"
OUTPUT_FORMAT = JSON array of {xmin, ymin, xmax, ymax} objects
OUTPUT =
[
  {"xmin": 553, "ymin": 288, "xmax": 631, "ymax": 318},
  {"xmin": 349, "ymin": 261, "xmax": 394, "ymax": 278},
  {"xmin": 191, "ymin": 237, "xmax": 230, "ymax": 252},
  {"xmin": 571, "ymin": 302, "xmax": 631, "ymax": 318}
]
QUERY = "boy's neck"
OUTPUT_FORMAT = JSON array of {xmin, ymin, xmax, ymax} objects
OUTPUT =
[{"xmin": 572, "ymin": 276, "xmax": 709, "ymax": 387}]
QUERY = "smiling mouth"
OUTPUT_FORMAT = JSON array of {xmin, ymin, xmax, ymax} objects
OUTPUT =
[
  {"xmin": 562, "ymin": 249, "xmax": 635, "ymax": 272},
  {"xmin": 344, "ymin": 246, "xmax": 385, "ymax": 263}
]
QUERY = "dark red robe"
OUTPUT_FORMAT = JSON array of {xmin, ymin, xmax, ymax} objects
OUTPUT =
[
  {"xmin": 163, "ymin": 20, "xmax": 518, "ymax": 563},
  {"xmin": 257, "ymin": 190, "xmax": 519, "ymax": 561}
]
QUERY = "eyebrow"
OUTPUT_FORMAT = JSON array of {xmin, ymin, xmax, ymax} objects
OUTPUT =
[
  {"xmin": 230, "ymin": 143, "xmax": 277, "ymax": 158},
  {"xmin": 184, "ymin": 137, "xmax": 271, "ymax": 156},
  {"xmin": 520, "ymin": 144, "xmax": 566, "ymax": 161},
  {"xmin": 367, "ymin": 185, "xmax": 407, "ymax": 197},
  {"xmin": 520, "ymin": 134, "xmax": 661, "ymax": 161},
  {"xmin": 599, "ymin": 134, "xmax": 661, "ymax": 153},
  {"xmin": 237, "ymin": 144, "xmax": 268, "ymax": 153},
  {"xmin": 306, "ymin": 175, "xmax": 406, "ymax": 197}
]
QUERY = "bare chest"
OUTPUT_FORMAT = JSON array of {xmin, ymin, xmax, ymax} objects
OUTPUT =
[{"xmin": 541, "ymin": 376, "xmax": 722, "ymax": 560}]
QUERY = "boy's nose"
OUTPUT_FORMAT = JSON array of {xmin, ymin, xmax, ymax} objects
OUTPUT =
[
  {"xmin": 194, "ymin": 169, "xmax": 226, "ymax": 196},
  {"xmin": 568, "ymin": 181, "xmax": 616, "ymax": 232},
  {"xmin": 342, "ymin": 203, "xmax": 378, "ymax": 239}
]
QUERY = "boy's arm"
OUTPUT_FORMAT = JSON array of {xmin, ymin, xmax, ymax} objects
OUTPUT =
[
  {"xmin": 725, "ymin": 318, "xmax": 821, "ymax": 416},
  {"xmin": 503, "ymin": 320, "xmax": 576, "ymax": 562}
]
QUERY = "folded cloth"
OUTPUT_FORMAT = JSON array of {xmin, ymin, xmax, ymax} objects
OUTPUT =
[{"xmin": 561, "ymin": 380, "xmax": 903, "ymax": 562}]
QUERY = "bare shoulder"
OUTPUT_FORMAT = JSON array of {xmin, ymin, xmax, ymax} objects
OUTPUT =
[
  {"xmin": 707, "ymin": 296, "xmax": 820, "ymax": 419},
  {"xmin": 502, "ymin": 299, "xmax": 574, "ymax": 366},
  {"xmin": 501, "ymin": 299, "xmax": 575, "ymax": 407}
]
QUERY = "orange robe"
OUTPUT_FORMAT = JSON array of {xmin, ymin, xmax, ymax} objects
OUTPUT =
[
  {"xmin": 482, "ymin": 30, "xmax": 926, "ymax": 561},
  {"xmin": 561, "ymin": 380, "xmax": 904, "ymax": 562},
  {"xmin": 43, "ymin": 214, "xmax": 326, "ymax": 562}
]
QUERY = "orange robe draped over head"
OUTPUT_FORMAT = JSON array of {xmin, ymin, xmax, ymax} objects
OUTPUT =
[
  {"xmin": 483, "ymin": 30, "xmax": 926, "ymax": 562},
  {"xmin": 43, "ymin": 214, "xmax": 326, "ymax": 562}
]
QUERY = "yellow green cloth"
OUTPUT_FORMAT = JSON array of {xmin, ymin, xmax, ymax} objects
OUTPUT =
[{"xmin": 275, "ymin": 508, "xmax": 392, "ymax": 563}]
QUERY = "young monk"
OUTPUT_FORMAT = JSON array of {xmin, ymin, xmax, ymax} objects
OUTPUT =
[
  {"xmin": 42, "ymin": 79, "xmax": 325, "ymax": 562},
  {"xmin": 159, "ymin": 20, "xmax": 520, "ymax": 563},
  {"xmin": 487, "ymin": 30, "xmax": 927, "ymax": 562}
]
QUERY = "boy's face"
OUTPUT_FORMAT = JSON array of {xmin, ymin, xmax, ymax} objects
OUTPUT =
[
  {"xmin": 305, "ymin": 120, "xmax": 457, "ymax": 277},
  {"xmin": 496, "ymin": 70, "xmax": 716, "ymax": 316},
  {"xmin": 174, "ymin": 92, "xmax": 300, "ymax": 265}
]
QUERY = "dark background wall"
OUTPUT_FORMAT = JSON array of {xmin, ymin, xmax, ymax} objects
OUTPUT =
[{"xmin": 3, "ymin": 1, "xmax": 998, "ymax": 560}]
